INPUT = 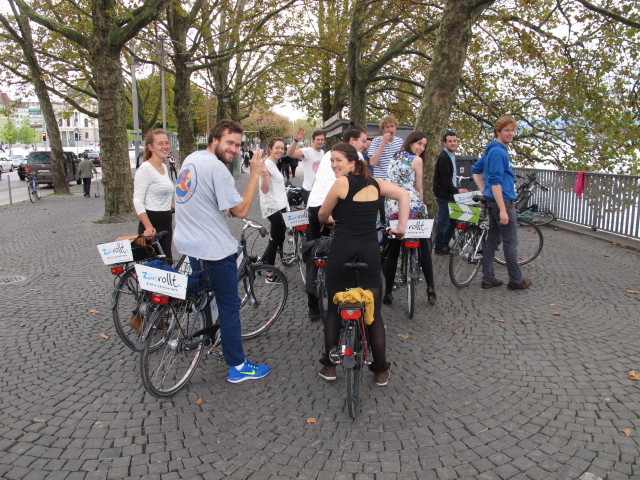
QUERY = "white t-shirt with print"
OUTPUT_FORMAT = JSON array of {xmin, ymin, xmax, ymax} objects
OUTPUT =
[
  {"xmin": 258, "ymin": 159, "xmax": 288, "ymax": 218},
  {"xmin": 300, "ymin": 147, "xmax": 324, "ymax": 191}
]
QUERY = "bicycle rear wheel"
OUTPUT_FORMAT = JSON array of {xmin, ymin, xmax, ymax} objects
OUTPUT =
[
  {"xmin": 295, "ymin": 231, "xmax": 306, "ymax": 284},
  {"xmin": 449, "ymin": 226, "xmax": 482, "ymax": 288},
  {"xmin": 280, "ymin": 229, "xmax": 296, "ymax": 267},
  {"xmin": 112, "ymin": 268, "xmax": 155, "ymax": 351},
  {"xmin": 28, "ymin": 185, "xmax": 35, "ymax": 203},
  {"xmin": 530, "ymin": 210, "xmax": 555, "ymax": 226},
  {"xmin": 494, "ymin": 219, "xmax": 543, "ymax": 266},
  {"xmin": 317, "ymin": 266, "xmax": 328, "ymax": 322},
  {"xmin": 239, "ymin": 264, "xmax": 288, "ymax": 339},
  {"xmin": 140, "ymin": 299, "xmax": 205, "ymax": 398},
  {"xmin": 344, "ymin": 325, "xmax": 363, "ymax": 419},
  {"xmin": 35, "ymin": 186, "xmax": 42, "ymax": 200},
  {"xmin": 407, "ymin": 248, "xmax": 418, "ymax": 319}
]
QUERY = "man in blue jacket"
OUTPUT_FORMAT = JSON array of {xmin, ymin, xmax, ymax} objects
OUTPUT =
[{"xmin": 471, "ymin": 116, "xmax": 531, "ymax": 290}]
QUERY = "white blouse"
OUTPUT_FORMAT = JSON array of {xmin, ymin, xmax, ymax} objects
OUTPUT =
[
  {"xmin": 133, "ymin": 161, "xmax": 174, "ymax": 215},
  {"xmin": 258, "ymin": 159, "xmax": 288, "ymax": 219}
]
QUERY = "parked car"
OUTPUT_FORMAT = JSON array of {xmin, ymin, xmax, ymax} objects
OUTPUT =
[
  {"xmin": 17, "ymin": 159, "xmax": 28, "ymax": 180},
  {"xmin": 25, "ymin": 151, "xmax": 81, "ymax": 185},
  {"xmin": 10, "ymin": 154, "xmax": 25, "ymax": 168},
  {"xmin": 87, "ymin": 152, "xmax": 101, "ymax": 167},
  {"xmin": 0, "ymin": 156, "xmax": 13, "ymax": 172}
]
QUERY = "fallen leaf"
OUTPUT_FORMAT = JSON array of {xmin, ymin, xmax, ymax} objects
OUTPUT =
[
  {"xmin": 99, "ymin": 333, "xmax": 109, "ymax": 340},
  {"xmin": 455, "ymin": 328, "xmax": 464, "ymax": 333},
  {"xmin": 306, "ymin": 418, "xmax": 317, "ymax": 424},
  {"xmin": 549, "ymin": 303, "xmax": 556, "ymax": 306},
  {"xmin": 53, "ymin": 274, "xmax": 60, "ymax": 277},
  {"xmin": 551, "ymin": 311, "xmax": 560, "ymax": 316},
  {"xmin": 397, "ymin": 334, "xmax": 409, "ymax": 339},
  {"xmin": 496, "ymin": 319, "xmax": 505, "ymax": 323},
  {"xmin": 626, "ymin": 290, "xmax": 639, "ymax": 294},
  {"xmin": 88, "ymin": 309, "xmax": 100, "ymax": 314},
  {"xmin": 553, "ymin": 227, "xmax": 559, "ymax": 231},
  {"xmin": 29, "ymin": 289, "xmax": 39, "ymax": 291},
  {"xmin": 194, "ymin": 397, "xmax": 204, "ymax": 406},
  {"xmin": 621, "ymin": 428, "xmax": 632, "ymax": 437},
  {"xmin": 51, "ymin": 231, "xmax": 57, "ymax": 234},
  {"xmin": 19, "ymin": 324, "xmax": 26, "ymax": 327},
  {"xmin": 629, "ymin": 371, "xmax": 640, "ymax": 381}
]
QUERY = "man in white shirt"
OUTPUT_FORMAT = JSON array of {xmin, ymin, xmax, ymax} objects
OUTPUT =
[
  {"xmin": 305, "ymin": 125, "xmax": 368, "ymax": 320},
  {"xmin": 173, "ymin": 119, "xmax": 270, "ymax": 384},
  {"xmin": 286, "ymin": 128, "xmax": 325, "ymax": 205},
  {"xmin": 367, "ymin": 115, "xmax": 403, "ymax": 223}
]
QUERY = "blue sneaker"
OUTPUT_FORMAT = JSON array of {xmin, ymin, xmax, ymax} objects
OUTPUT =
[{"xmin": 227, "ymin": 360, "xmax": 270, "ymax": 383}]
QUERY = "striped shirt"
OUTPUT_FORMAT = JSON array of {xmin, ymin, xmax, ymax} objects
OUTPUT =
[{"xmin": 368, "ymin": 136, "xmax": 403, "ymax": 180}]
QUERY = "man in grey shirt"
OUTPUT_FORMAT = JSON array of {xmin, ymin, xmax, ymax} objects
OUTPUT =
[{"xmin": 173, "ymin": 119, "xmax": 270, "ymax": 383}]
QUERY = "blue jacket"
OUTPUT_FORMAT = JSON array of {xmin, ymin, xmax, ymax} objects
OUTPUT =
[{"xmin": 470, "ymin": 141, "xmax": 516, "ymax": 201}]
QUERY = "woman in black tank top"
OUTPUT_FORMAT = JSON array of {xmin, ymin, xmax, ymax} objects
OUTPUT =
[{"xmin": 317, "ymin": 143, "xmax": 410, "ymax": 386}]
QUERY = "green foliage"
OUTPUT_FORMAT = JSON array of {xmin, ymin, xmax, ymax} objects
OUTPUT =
[
  {"xmin": 16, "ymin": 117, "xmax": 38, "ymax": 144},
  {"xmin": 242, "ymin": 110, "xmax": 292, "ymax": 143},
  {"xmin": 0, "ymin": 118, "xmax": 18, "ymax": 144}
]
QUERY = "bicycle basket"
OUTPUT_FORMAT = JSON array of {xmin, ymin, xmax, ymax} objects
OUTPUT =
[
  {"xmin": 132, "ymin": 239, "xmax": 156, "ymax": 261},
  {"xmin": 287, "ymin": 188, "xmax": 304, "ymax": 207}
]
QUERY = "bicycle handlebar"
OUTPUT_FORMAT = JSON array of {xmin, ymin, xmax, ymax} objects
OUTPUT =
[{"xmin": 243, "ymin": 218, "xmax": 268, "ymax": 237}]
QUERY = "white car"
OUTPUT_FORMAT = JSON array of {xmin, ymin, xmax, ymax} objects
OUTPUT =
[
  {"xmin": 0, "ymin": 156, "xmax": 13, "ymax": 172},
  {"xmin": 10, "ymin": 155, "xmax": 25, "ymax": 168}
]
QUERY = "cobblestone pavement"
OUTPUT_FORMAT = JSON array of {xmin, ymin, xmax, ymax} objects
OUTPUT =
[{"xmin": 1, "ymin": 174, "xmax": 640, "ymax": 480}]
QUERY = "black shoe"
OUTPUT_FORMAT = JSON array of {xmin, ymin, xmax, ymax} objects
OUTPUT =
[
  {"xmin": 434, "ymin": 247, "xmax": 450, "ymax": 255},
  {"xmin": 427, "ymin": 288, "xmax": 437, "ymax": 305},
  {"xmin": 383, "ymin": 293, "xmax": 393, "ymax": 305},
  {"xmin": 308, "ymin": 308, "xmax": 321, "ymax": 321}
]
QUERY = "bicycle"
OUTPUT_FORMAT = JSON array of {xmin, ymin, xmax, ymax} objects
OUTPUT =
[
  {"xmin": 449, "ymin": 195, "xmax": 543, "ymax": 287},
  {"xmin": 138, "ymin": 219, "xmax": 288, "ymax": 398},
  {"xmin": 279, "ymin": 193, "xmax": 308, "ymax": 284},
  {"xmin": 396, "ymin": 236, "xmax": 421, "ymax": 319},
  {"xmin": 312, "ymin": 235, "xmax": 333, "ymax": 322},
  {"xmin": 327, "ymin": 257, "xmax": 372, "ymax": 419},
  {"xmin": 27, "ymin": 172, "xmax": 41, "ymax": 202},
  {"xmin": 515, "ymin": 173, "xmax": 556, "ymax": 226}
]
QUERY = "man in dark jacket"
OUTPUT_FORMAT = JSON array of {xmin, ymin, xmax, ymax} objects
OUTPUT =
[{"xmin": 432, "ymin": 131, "xmax": 468, "ymax": 254}]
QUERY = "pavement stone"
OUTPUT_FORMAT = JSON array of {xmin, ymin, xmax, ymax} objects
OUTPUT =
[{"xmin": 1, "ymin": 173, "xmax": 640, "ymax": 479}]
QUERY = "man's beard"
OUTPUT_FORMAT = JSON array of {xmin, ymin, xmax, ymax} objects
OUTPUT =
[{"xmin": 214, "ymin": 144, "xmax": 230, "ymax": 164}]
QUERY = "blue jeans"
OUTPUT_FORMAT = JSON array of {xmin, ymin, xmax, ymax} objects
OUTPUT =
[
  {"xmin": 435, "ymin": 197, "xmax": 455, "ymax": 251},
  {"xmin": 189, "ymin": 255, "xmax": 245, "ymax": 367},
  {"xmin": 482, "ymin": 199, "xmax": 523, "ymax": 285}
]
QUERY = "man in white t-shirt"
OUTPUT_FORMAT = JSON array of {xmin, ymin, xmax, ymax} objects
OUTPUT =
[
  {"xmin": 173, "ymin": 119, "xmax": 270, "ymax": 384},
  {"xmin": 304, "ymin": 125, "xmax": 368, "ymax": 320},
  {"xmin": 285, "ymin": 128, "xmax": 325, "ymax": 205}
]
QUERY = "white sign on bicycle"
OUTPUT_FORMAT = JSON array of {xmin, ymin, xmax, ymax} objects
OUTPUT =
[
  {"xmin": 96, "ymin": 240, "xmax": 133, "ymax": 265},
  {"xmin": 283, "ymin": 209, "xmax": 309, "ymax": 228},
  {"xmin": 135, "ymin": 264, "xmax": 188, "ymax": 300},
  {"xmin": 388, "ymin": 219, "xmax": 434, "ymax": 238},
  {"xmin": 453, "ymin": 190, "xmax": 482, "ymax": 205}
]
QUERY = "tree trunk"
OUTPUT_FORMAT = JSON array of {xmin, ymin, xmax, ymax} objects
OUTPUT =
[
  {"xmin": 173, "ymin": 65, "xmax": 195, "ymax": 158},
  {"xmin": 346, "ymin": 0, "xmax": 367, "ymax": 127},
  {"xmin": 414, "ymin": 0, "xmax": 495, "ymax": 212},
  {"xmin": 9, "ymin": 9, "xmax": 70, "ymax": 194},
  {"xmin": 92, "ymin": 46, "xmax": 134, "ymax": 219}
]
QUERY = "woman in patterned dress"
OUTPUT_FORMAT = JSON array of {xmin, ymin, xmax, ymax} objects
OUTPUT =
[{"xmin": 382, "ymin": 131, "xmax": 437, "ymax": 305}]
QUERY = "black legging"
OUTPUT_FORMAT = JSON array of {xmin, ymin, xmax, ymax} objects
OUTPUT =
[
  {"xmin": 383, "ymin": 238, "xmax": 434, "ymax": 295},
  {"xmin": 138, "ymin": 210, "xmax": 173, "ymax": 263},
  {"xmin": 323, "ymin": 285, "xmax": 388, "ymax": 372},
  {"xmin": 262, "ymin": 209, "xmax": 287, "ymax": 266}
]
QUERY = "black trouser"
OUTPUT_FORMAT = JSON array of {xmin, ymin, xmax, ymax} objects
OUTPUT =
[
  {"xmin": 138, "ymin": 210, "xmax": 173, "ymax": 263},
  {"xmin": 382, "ymin": 237, "xmax": 435, "ymax": 294},
  {"xmin": 262, "ymin": 209, "xmax": 287, "ymax": 266},
  {"xmin": 301, "ymin": 188, "xmax": 311, "ymax": 207},
  {"xmin": 306, "ymin": 206, "xmax": 332, "ymax": 311},
  {"xmin": 82, "ymin": 177, "xmax": 91, "ymax": 196}
]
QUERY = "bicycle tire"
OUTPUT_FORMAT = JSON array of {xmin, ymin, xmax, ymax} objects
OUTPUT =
[
  {"xmin": 407, "ymin": 248, "xmax": 417, "ymax": 319},
  {"xmin": 140, "ymin": 299, "xmax": 205, "ymax": 398},
  {"xmin": 317, "ymin": 266, "xmax": 328, "ymax": 322},
  {"xmin": 530, "ymin": 210, "xmax": 555, "ymax": 226},
  {"xmin": 280, "ymin": 229, "xmax": 296, "ymax": 267},
  {"xmin": 239, "ymin": 264, "xmax": 288, "ymax": 339},
  {"xmin": 295, "ymin": 231, "xmax": 306, "ymax": 285},
  {"xmin": 494, "ymin": 219, "xmax": 543, "ymax": 266},
  {"xmin": 344, "ymin": 325, "xmax": 362, "ymax": 419},
  {"xmin": 449, "ymin": 226, "xmax": 482, "ymax": 288},
  {"xmin": 35, "ymin": 186, "xmax": 41, "ymax": 200},
  {"xmin": 28, "ymin": 184, "xmax": 35, "ymax": 203},
  {"xmin": 112, "ymin": 268, "xmax": 155, "ymax": 351}
]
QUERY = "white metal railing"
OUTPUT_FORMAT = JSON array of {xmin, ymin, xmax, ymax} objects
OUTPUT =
[{"xmin": 513, "ymin": 168, "xmax": 640, "ymax": 240}]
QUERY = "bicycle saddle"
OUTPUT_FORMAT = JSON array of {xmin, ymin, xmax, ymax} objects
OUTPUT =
[
  {"xmin": 472, "ymin": 195, "xmax": 487, "ymax": 203},
  {"xmin": 343, "ymin": 261, "xmax": 368, "ymax": 271}
]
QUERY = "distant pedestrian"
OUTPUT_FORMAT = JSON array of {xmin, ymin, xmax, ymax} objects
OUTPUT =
[
  {"xmin": 289, "ymin": 155, "xmax": 299, "ymax": 178},
  {"xmin": 77, "ymin": 153, "xmax": 97, "ymax": 197}
]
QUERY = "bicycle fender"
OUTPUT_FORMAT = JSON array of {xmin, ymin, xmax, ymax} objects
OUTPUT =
[
  {"xmin": 343, "ymin": 355, "xmax": 356, "ymax": 369},
  {"xmin": 140, "ymin": 307, "xmax": 165, "ymax": 343}
]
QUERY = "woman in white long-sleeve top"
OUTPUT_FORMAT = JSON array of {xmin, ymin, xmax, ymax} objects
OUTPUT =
[{"xmin": 133, "ymin": 129, "xmax": 175, "ymax": 263}]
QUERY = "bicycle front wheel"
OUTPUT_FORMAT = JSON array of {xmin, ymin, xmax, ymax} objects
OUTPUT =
[
  {"xmin": 344, "ymin": 325, "xmax": 362, "ymax": 419},
  {"xmin": 35, "ymin": 186, "xmax": 42, "ymax": 200},
  {"xmin": 494, "ymin": 219, "xmax": 543, "ymax": 266},
  {"xmin": 28, "ymin": 185, "xmax": 35, "ymax": 203},
  {"xmin": 140, "ymin": 299, "xmax": 205, "ymax": 398},
  {"xmin": 530, "ymin": 210, "xmax": 555, "ymax": 226},
  {"xmin": 112, "ymin": 268, "xmax": 154, "ymax": 351},
  {"xmin": 449, "ymin": 226, "xmax": 482, "ymax": 288},
  {"xmin": 239, "ymin": 264, "xmax": 288, "ymax": 339},
  {"xmin": 407, "ymin": 248, "xmax": 417, "ymax": 319}
]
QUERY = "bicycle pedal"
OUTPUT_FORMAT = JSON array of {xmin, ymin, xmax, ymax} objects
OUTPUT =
[{"xmin": 207, "ymin": 348, "xmax": 223, "ymax": 359}]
